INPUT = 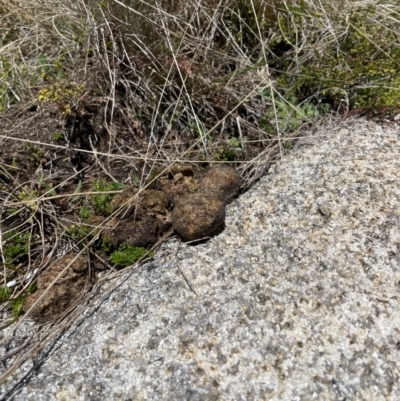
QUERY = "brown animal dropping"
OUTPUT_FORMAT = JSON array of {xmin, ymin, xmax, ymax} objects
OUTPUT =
[
  {"xmin": 172, "ymin": 194, "xmax": 225, "ymax": 241},
  {"xmin": 201, "ymin": 164, "xmax": 242, "ymax": 204},
  {"xmin": 172, "ymin": 165, "xmax": 241, "ymax": 241}
]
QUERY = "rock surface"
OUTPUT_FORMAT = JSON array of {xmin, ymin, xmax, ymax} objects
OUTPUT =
[{"xmin": 2, "ymin": 118, "xmax": 400, "ymax": 400}]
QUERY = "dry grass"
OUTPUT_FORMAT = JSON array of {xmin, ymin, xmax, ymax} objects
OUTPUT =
[{"xmin": 0, "ymin": 0, "xmax": 399, "ymax": 382}]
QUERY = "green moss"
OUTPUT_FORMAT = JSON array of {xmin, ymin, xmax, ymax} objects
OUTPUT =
[
  {"xmin": 79, "ymin": 206, "xmax": 92, "ymax": 220},
  {"xmin": 0, "ymin": 287, "xmax": 24, "ymax": 317},
  {"xmin": 26, "ymin": 281, "xmax": 37, "ymax": 293},
  {"xmin": 38, "ymin": 82, "xmax": 84, "ymax": 114},
  {"xmin": 4, "ymin": 230, "xmax": 30, "ymax": 266},
  {"xmin": 0, "ymin": 287, "xmax": 25, "ymax": 318},
  {"xmin": 214, "ymin": 144, "xmax": 238, "ymax": 162},
  {"xmin": 10, "ymin": 297, "xmax": 25, "ymax": 317},
  {"xmin": 110, "ymin": 244, "xmax": 153, "ymax": 268},
  {"xmin": 67, "ymin": 224, "xmax": 91, "ymax": 241},
  {"xmin": 0, "ymin": 286, "xmax": 11, "ymax": 302},
  {"xmin": 53, "ymin": 131, "xmax": 64, "ymax": 141},
  {"xmin": 91, "ymin": 179, "xmax": 125, "ymax": 216},
  {"xmin": 25, "ymin": 144, "xmax": 45, "ymax": 167},
  {"xmin": 100, "ymin": 235, "xmax": 112, "ymax": 253},
  {"xmin": 16, "ymin": 186, "xmax": 40, "ymax": 210}
]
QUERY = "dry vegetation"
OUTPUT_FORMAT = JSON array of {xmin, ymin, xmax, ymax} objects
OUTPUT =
[{"xmin": 0, "ymin": 0, "xmax": 399, "ymax": 380}]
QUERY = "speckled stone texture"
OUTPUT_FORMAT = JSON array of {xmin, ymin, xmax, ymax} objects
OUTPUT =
[{"xmin": 2, "ymin": 119, "xmax": 400, "ymax": 400}]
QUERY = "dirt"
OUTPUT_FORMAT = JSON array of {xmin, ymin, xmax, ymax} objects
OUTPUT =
[
  {"xmin": 169, "ymin": 164, "xmax": 241, "ymax": 241},
  {"xmin": 22, "ymin": 253, "xmax": 91, "ymax": 323},
  {"xmin": 8, "ymin": 92, "xmax": 392, "ymax": 323},
  {"xmin": 201, "ymin": 164, "xmax": 242, "ymax": 204}
]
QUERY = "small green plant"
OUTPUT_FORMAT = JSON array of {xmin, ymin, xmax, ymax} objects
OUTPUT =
[
  {"xmin": 10, "ymin": 297, "xmax": 25, "ymax": 317},
  {"xmin": 70, "ymin": 180, "xmax": 83, "ymax": 203},
  {"xmin": 91, "ymin": 179, "xmax": 125, "ymax": 215},
  {"xmin": 110, "ymin": 244, "xmax": 153, "ymax": 268},
  {"xmin": 53, "ymin": 131, "xmax": 64, "ymax": 141},
  {"xmin": 262, "ymin": 91, "xmax": 330, "ymax": 134},
  {"xmin": 25, "ymin": 144, "xmax": 45, "ymax": 167},
  {"xmin": 38, "ymin": 53, "xmax": 50, "ymax": 80},
  {"xmin": 0, "ymin": 287, "xmax": 24, "ymax": 318},
  {"xmin": 0, "ymin": 286, "xmax": 25, "ymax": 318},
  {"xmin": 38, "ymin": 173, "xmax": 57, "ymax": 196},
  {"xmin": 79, "ymin": 206, "xmax": 92, "ymax": 219},
  {"xmin": 214, "ymin": 144, "xmax": 237, "ymax": 162},
  {"xmin": 189, "ymin": 120, "xmax": 207, "ymax": 138},
  {"xmin": 213, "ymin": 136, "xmax": 245, "ymax": 161},
  {"xmin": 26, "ymin": 281, "xmax": 37, "ymax": 293},
  {"xmin": 4, "ymin": 231, "xmax": 30, "ymax": 266},
  {"xmin": 16, "ymin": 187, "xmax": 40, "ymax": 211},
  {"xmin": 131, "ymin": 171, "xmax": 140, "ymax": 187},
  {"xmin": 228, "ymin": 137, "xmax": 241, "ymax": 149},
  {"xmin": 0, "ymin": 286, "xmax": 11, "ymax": 302},
  {"xmin": 38, "ymin": 82, "xmax": 84, "ymax": 114},
  {"xmin": 67, "ymin": 224, "xmax": 92, "ymax": 241},
  {"xmin": 100, "ymin": 234, "xmax": 112, "ymax": 253}
]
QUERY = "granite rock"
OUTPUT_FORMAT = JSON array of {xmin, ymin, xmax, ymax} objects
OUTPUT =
[{"xmin": 2, "ymin": 118, "xmax": 400, "ymax": 400}]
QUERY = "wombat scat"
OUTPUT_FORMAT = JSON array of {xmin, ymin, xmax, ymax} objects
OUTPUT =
[
  {"xmin": 171, "ymin": 165, "xmax": 241, "ymax": 241},
  {"xmin": 201, "ymin": 164, "xmax": 242, "ymax": 204},
  {"xmin": 172, "ymin": 194, "xmax": 226, "ymax": 241},
  {"xmin": 111, "ymin": 164, "xmax": 242, "ymax": 245}
]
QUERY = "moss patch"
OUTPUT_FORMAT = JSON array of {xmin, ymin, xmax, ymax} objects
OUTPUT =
[{"xmin": 110, "ymin": 244, "xmax": 153, "ymax": 268}]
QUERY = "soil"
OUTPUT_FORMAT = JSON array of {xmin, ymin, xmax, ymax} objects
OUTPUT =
[
  {"xmin": 3, "ymin": 98, "xmax": 396, "ymax": 323},
  {"xmin": 19, "ymin": 164, "xmax": 241, "ymax": 322},
  {"xmin": 22, "ymin": 253, "xmax": 90, "ymax": 323}
]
